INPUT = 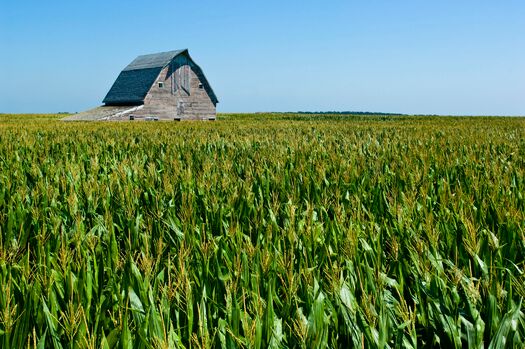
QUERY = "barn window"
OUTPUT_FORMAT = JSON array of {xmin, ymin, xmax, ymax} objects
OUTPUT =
[{"xmin": 158, "ymin": 82, "xmax": 164, "ymax": 88}]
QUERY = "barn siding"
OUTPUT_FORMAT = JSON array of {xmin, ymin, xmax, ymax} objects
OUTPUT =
[
  {"xmin": 122, "ymin": 61, "xmax": 215, "ymax": 121},
  {"xmin": 75, "ymin": 50, "xmax": 217, "ymax": 121}
]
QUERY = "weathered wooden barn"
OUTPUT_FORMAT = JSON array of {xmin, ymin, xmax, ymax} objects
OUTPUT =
[{"xmin": 64, "ymin": 49, "xmax": 218, "ymax": 121}]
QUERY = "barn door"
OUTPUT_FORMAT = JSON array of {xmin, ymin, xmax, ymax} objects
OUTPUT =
[
  {"xmin": 173, "ymin": 56, "xmax": 190, "ymax": 95},
  {"xmin": 176, "ymin": 101, "xmax": 185, "ymax": 119}
]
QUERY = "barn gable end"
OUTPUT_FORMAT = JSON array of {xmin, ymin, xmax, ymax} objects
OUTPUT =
[{"xmin": 65, "ymin": 49, "xmax": 217, "ymax": 121}]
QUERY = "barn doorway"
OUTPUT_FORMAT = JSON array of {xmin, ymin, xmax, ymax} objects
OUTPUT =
[{"xmin": 176, "ymin": 101, "xmax": 185, "ymax": 120}]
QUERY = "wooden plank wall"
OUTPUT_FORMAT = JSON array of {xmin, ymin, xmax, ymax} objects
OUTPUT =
[{"xmin": 117, "ymin": 60, "xmax": 216, "ymax": 121}]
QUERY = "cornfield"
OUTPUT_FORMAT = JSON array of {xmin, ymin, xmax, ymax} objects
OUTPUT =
[{"xmin": 0, "ymin": 113, "xmax": 524, "ymax": 348}]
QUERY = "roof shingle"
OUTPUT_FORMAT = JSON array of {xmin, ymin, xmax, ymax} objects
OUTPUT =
[
  {"xmin": 123, "ymin": 49, "xmax": 186, "ymax": 71},
  {"xmin": 103, "ymin": 68, "xmax": 161, "ymax": 104}
]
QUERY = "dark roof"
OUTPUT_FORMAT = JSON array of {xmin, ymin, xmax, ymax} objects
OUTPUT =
[
  {"xmin": 123, "ymin": 49, "xmax": 186, "ymax": 71},
  {"xmin": 102, "ymin": 68, "xmax": 161, "ymax": 104},
  {"xmin": 103, "ymin": 49, "xmax": 218, "ymax": 105}
]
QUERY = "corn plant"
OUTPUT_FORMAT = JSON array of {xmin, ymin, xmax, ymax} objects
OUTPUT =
[{"xmin": 0, "ymin": 113, "xmax": 524, "ymax": 348}]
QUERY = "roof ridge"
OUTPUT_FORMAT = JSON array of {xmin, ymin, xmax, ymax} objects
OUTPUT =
[{"xmin": 123, "ymin": 49, "xmax": 187, "ymax": 71}]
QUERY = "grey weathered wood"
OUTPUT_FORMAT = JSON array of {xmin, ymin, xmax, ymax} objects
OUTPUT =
[
  {"xmin": 130, "ymin": 61, "xmax": 216, "ymax": 120},
  {"xmin": 68, "ymin": 50, "xmax": 217, "ymax": 121}
]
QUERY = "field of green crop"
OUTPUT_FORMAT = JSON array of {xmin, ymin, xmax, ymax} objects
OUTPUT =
[{"xmin": 0, "ymin": 113, "xmax": 524, "ymax": 348}]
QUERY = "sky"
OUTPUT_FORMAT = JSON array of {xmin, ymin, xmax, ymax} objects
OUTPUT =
[{"xmin": 1, "ymin": 1, "xmax": 524, "ymax": 115}]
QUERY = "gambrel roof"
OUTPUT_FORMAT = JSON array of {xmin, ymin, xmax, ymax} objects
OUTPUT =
[{"xmin": 103, "ymin": 49, "xmax": 218, "ymax": 105}]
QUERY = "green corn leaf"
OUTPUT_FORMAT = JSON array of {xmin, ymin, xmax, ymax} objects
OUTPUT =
[
  {"xmin": 36, "ymin": 329, "xmax": 47, "ymax": 349},
  {"xmin": 42, "ymin": 298, "xmax": 63, "ymax": 349}
]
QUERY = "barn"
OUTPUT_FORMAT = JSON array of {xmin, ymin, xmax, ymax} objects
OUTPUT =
[{"xmin": 64, "ymin": 49, "xmax": 218, "ymax": 121}]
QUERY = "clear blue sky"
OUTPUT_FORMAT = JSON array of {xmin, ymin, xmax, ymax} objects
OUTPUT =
[{"xmin": 1, "ymin": 1, "xmax": 524, "ymax": 115}]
